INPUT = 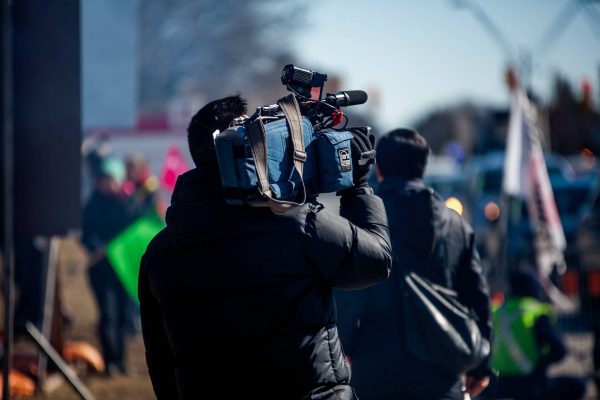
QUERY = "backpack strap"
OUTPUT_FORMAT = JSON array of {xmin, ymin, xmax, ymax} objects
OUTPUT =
[{"xmin": 245, "ymin": 94, "xmax": 307, "ymax": 214}]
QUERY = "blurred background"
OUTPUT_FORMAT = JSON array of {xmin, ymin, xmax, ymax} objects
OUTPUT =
[{"xmin": 1, "ymin": 0, "xmax": 600, "ymax": 398}]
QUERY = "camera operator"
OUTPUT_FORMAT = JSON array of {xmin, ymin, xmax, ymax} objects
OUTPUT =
[{"xmin": 138, "ymin": 95, "xmax": 392, "ymax": 399}]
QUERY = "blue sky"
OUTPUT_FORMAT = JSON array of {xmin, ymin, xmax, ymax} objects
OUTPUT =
[{"xmin": 291, "ymin": 0, "xmax": 600, "ymax": 132}]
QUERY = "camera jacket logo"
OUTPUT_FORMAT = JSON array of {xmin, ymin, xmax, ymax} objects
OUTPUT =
[{"xmin": 338, "ymin": 148, "xmax": 351, "ymax": 172}]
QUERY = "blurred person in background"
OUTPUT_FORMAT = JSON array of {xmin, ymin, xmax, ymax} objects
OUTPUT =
[
  {"xmin": 123, "ymin": 153, "xmax": 163, "ymax": 218},
  {"xmin": 82, "ymin": 155, "xmax": 134, "ymax": 375},
  {"xmin": 122, "ymin": 153, "xmax": 163, "ymax": 336},
  {"xmin": 138, "ymin": 95, "xmax": 392, "ymax": 399},
  {"xmin": 485, "ymin": 268, "xmax": 586, "ymax": 400},
  {"xmin": 337, "ymin": 128, "xmax": 493, "ymax": 399}
]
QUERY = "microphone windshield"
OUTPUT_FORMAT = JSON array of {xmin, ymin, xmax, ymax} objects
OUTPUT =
[{"xmin": 344, "ymin": 90, "xmax": 368, "ymax": 106}]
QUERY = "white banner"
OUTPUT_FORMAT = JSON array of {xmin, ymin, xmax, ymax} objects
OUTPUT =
[{"xmin": 502, "ymin": 89, "xmax": 567, "ymax": 276}]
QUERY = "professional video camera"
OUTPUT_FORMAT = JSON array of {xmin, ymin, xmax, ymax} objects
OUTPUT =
[{"xmin": 214, "ymin": 65, "xmax": 372, "ymax": 213}]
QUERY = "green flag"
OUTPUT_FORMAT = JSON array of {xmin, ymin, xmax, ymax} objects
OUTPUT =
[{"xmin": 106, "ymin": 215, "xmax": 165, "ymax": 302}]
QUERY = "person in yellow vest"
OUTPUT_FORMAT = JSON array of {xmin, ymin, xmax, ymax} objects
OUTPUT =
[{"xmin": 485, "ymin": 269, "xmax": 585, "ymax": 400}]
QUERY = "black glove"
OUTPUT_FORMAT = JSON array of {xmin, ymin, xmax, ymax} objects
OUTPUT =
[{"xmin": 348, "ymin": 126, "xmax": 376, "ymax": 187}]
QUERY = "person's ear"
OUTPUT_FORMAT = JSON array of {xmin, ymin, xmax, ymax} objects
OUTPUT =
[{"xmin": 375, "ymin": 165, "xmax": 384, "ymax": 182}]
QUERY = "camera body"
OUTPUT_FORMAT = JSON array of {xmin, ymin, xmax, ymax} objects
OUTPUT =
[{"xmin": 281, "ymin": 64, "xmax": 328, "ymax": 101}]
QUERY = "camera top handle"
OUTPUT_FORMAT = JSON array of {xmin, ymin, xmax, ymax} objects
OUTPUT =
[{"xmin": 243, "ymin": 65, "xmax": 368, "ymax": 130}]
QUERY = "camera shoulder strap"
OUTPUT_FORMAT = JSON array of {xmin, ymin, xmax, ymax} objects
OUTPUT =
[
  {"xmin": 278, "ymin": 94, "xmax": 307, "ymax": 178},
  {"xmin": 246, "ymin": 94, "xmax": 307, "ymax": 214},
  {"xmin": 246, "ymin": 118, "xmax": 271, "ymax": 196}
]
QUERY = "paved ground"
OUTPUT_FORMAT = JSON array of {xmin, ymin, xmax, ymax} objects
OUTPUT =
[{"xmin": 549, "ymin": 332, "xmax": 597, "ymax": 399}]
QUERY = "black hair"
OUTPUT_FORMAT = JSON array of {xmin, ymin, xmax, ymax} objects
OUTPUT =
[
  {"xmin": 375, "ymin": 128, "xmax": 430, "ymax": 179},
  {"xmin": 187, "ymin": 94, "xmax": 247, "ymax": 168},
  {"xmin": 509, "ymin": 268, "xmax": 543, "ymax": 300}
]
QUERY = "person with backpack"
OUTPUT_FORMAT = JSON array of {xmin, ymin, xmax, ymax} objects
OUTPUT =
[{"xmin": 337, "ymin": 128, "xmax": 493, "ymax": 399}]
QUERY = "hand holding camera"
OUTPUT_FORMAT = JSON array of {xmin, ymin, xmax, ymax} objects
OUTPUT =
[{"xmin": 348, "ymin": 127, "xmax": 376, "ymax": 188}]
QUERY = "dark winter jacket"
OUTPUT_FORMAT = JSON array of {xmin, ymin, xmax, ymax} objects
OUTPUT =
[
  {"xmin": 138, "ymin": 168, "xmax": 392, "ymax": 400},
  {"xmin": 337, "ymin": 177, "xmax": 492, "ymax": 400}
]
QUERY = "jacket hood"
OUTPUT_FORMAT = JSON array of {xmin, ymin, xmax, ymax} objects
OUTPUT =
[
  {"xmin": 377, "ymin": 177, "xmax": 436, "ymax": 259},
  {"xmin": 165, "ymin": 168, "xmax": 254, "ymax": 247}
]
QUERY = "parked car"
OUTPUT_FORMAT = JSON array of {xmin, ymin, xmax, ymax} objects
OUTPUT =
[
  {"xmin": 465, "ymin": 151, "xmax": 573, "ymax": 230},
  {"xmin": 464, "ymin": 151, "xmax": 574, "ymax": 269},
  {"xmin": 509, "ymin": 175, "xmax": 596, "ymax": 267},
  {"xmin": 424, "ymin": 156, "xmax": 469, "ymax": 218}
]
